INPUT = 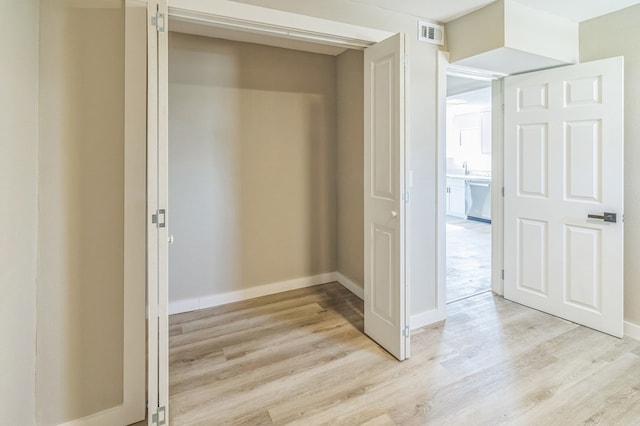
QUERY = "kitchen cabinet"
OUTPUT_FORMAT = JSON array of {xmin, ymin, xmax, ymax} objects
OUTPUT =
[{"xmin": 446, "ymin": 177, "xmax": 466, "ymax": 218}]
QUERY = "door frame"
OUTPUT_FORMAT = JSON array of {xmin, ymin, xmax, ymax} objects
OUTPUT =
[
  {"xmin": 436, "ymin": 57, "xmax": 506, "ymax": 303},
  {"xmin": 144, "ymin": 0, "xmax": 412, "ymax": 416}
]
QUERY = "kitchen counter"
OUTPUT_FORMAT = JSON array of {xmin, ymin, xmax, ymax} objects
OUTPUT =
[{"xmin": 446, "ymin": 173, "xmax": 491, "ymax": 181}]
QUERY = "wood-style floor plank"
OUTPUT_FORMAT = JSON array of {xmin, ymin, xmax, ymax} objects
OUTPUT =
[{"xmin": 167, "ymin": 282, "xmax": 640, "ymax": 425}]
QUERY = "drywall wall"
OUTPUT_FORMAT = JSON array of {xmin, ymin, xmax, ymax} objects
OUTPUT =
[
  {"xmin": 446, "ymin": 0, "xmax": 577, "ymax": 74},
  {"xmin": 229, "ymin": 0, "xmax": 443, "ymax": 319},
  {"xmin": 168, "ymin": 33, "xmax": 337, "ymax": 303},
  {"xmin": 37, "ymin": 1, "xmax": 125, "ymax": 424},
  {"xmin": 580, "ymin": 4, "xmax": 640, "ymax": 326},
  {"xmin": 0, "ymin": 1, "xmax": 38, "ymax": 424},
  {"xmin": 336, "ymin": 49, "xmax": 365, "ymax": 289},
  {"xmin": 504, "ymin": 0, "xmax": 577, "ymax": 64},
  {"xmin": 446, "ymin": 0, "xmax": 505, "ymax": 64}
]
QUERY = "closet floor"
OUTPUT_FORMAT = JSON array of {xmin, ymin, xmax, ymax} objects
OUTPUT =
[{"xmin": 167, "ymin": 283, "xmax": 640, "ymax": 425}]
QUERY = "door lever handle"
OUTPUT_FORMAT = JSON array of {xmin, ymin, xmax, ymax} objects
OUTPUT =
[{"xmin": 587, "ymin": 212, "xmax": 617, "ymax": 223}]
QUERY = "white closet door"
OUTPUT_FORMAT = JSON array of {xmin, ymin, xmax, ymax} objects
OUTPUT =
[
  {"xmin": 504, "ymin": 57, "xmax": 624, "ymax": 337},
  {"xmin": 364, "ymin": 33, "xmax": 410, "ymax": 361},
  {"xmin": 147, "ymin": 0, "xmax": 169, "ymax": 424}
]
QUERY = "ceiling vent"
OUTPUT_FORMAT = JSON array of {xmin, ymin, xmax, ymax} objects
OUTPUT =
[{"xmin": 418, "ymin": 21, "xmax": 444, "ymax": 45}]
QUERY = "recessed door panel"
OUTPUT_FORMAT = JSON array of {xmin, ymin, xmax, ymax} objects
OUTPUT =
[
  {"xmin": 564, "ymin": 76, "xmax": 602, "ymax": 107},
  {"xmin": 372, "ymin": 56, "xmax": 395, "ymax": 200},
  {"xmin": 517, "ymin": 218, "xmax": 548, "ymax": 297},
  {"xmin": 517, "ymin": 84, "xmax": 548, "ymax": 111},
  {"xmin": 372, "ymin": 225, "xmax": 395, "ymax": 323},
  {"xmin": 564, "ymin": 225, "xmax": 602, "ymax": 312},
  {"xmin": 565, "ymin": 120, "xmax": 601, "ymax": 202},
  {"xmin": 518, "ymin": 124, "xmax": 548, "ymax": 198}
]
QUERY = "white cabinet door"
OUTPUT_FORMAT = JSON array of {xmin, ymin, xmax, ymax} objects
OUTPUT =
[
  {"xmin": 446, "ymin": 178, "xmax": 467, "ymax": 218},
  {"xmin": 504, "ymin": 57, "xmax": 624, "ymax": 337},
  {"xmin": 364, "ymin": 33, "xmax": 409, "ymax": 361}
]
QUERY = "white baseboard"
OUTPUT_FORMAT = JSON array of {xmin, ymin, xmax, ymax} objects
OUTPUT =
[
  {"xmin": 624, "ymin": 320, "xmax": 640, "ymax": 341},
  {"xmin": 334, "ymin": 272, "xmax": 364, "ymax": 300},
  {"xmin": 169, "ymin": 272, "xmax": 336, "ymax": 315},
  {"xmin": 58, "ymin": 405, "xmax": 124, "ymax": 426},
  {"xmin": 170, "ymin": 272, "xmax": 442, "ymax": 333},
  {"xmin": 410, "ymin": 309, "xmax": 446, "ymax": 331}
]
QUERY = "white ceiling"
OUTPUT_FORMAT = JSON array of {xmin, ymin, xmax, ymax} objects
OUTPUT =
[{"xmin": 350, "ymin": 0, "xmax": 640, "ymax": 22}]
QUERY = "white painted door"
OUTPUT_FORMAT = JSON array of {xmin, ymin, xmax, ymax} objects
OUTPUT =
[
  {"xmin": 364, "ymin": 33, "xmax": 409, "ymax": 360},
  {"xmin": 504, "ymin": 57, "xmax": 624, "ymax": 337},
  {"xmin": 147, "ymin": 0, "xmax": 170, "ymax": 424}
]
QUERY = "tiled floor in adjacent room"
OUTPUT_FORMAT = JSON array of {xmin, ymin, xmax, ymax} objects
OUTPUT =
[{"xmin": 446, "ymin": 215, "xmax": 491, "ymax": 302}]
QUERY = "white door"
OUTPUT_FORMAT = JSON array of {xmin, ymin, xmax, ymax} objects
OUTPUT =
[
  {"xmin": 364, "ymin": 33, "xmax": 410, "ymax": 360},
  {"xmin": 504, "ymin": 57, "xmax": 624, "ymax": 337},
  {"xmin": 147, "ymin": 0, "xmax": 170, "ymax": 424}
]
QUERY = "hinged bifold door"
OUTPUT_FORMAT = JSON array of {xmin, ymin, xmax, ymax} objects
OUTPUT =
[
  {"xmin": 364, "ymin": 33, "xmax": 410, "ymax": 361},
  {"xmin": 504, "ymin": 57, "xmax": 624, "ymax": 337},
  {"xmin": 147, "ymin": 0, "xmax": 169, "ymax": 424}
]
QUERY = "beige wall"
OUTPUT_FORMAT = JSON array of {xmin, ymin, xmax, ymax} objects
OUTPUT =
[
  {"xmin": 446, "ymin": 0, "xmax": 505, "ymax": 63},
  {"xmin": 168, "ymin": 33, "xmax": 337, "ymax": 302},
  {"xmin": 580, "ymin": 4, "xmax": 640, "ymax": 326},
  {"xmin": 230, "ymin": 0, "xmax": 442, "ymax": 316},
  {"xmin": 0, "ymin": 1, "xmax": 38, "ymax": 424},
  {"xmin": 37, "ymin": 1, "xmax": 125, "ymax": 424},
  {"xmin": 336, "ymin": 49, "xmax": 365, "ymax": 288}
]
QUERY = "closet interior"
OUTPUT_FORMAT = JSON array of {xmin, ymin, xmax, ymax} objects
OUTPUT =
[{"xmin": 167, "ymin": 26, "xmax": 365, "ymax": 315}]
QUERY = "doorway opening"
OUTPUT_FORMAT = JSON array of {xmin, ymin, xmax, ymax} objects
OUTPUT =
[{"xmin": 445, "ymin": 74, "xmax": 493, "ymax": 303}]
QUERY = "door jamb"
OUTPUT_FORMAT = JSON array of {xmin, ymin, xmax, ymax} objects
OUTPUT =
[
  {"xmin": 491, "ymin": 78, "xmax": 505, "ymax": 295},
  {"xmin": 436, "ymin": 62, "xmax": 506, "ymax": 304}
]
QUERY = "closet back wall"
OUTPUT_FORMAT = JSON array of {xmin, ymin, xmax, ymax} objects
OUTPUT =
[{"xmin": 168, "ymin": 33, "xmax": 337, "ymax": 307}]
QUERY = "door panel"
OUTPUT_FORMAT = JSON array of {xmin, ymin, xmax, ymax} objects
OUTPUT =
[
  {"xmin": 504, "ymin": 57, "xmax": 624, "ymax": 337},
  {"xmin": 517, "ymin": 218, "xmax": 548, "ymax": 297},
  {"xmin": 364, "ymin": 33, "xmax": 408, "ymax": 361}
]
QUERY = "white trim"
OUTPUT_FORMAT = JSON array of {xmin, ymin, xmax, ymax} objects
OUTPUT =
[
  {"xmin": 491, "ymin": 78, "xmax": 505, "ymax": 296},
  {"xmin": 146, "ymin": 0, "xmax": 161, "ymax": 423},
  {"xmin": 169, "ymin": 273, "xmax": 337, "ymax": 314},
  {"xmin": 411, "ymin": 310, "xmax": 446, "ymax": 330},
  {"xmin": 335, "ymin": 272, "xmax": 364, "ymax": 300},
  {"xmin": 435, "ymin": 50, "xmax": 449, "ymax": 321},
  {"xmin": 624, "ymin": 321, "xmax": 640, "ymax": 341},
  {"xmin": 166, "ymin": 270, "xmax": 445, "ymax": 335},
  {"xmin": 167, "ymin": 0, "xmax": 392, "ymax": 49},
  {"xmin": 57, "ymin": 405, "xmax": 124, "ymax": 426},
  {"xmin": 447, "ymin": 64, "xmax": 507, "ymax": 81}
]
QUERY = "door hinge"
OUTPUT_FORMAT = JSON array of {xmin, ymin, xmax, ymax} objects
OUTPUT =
[
  {"xmin": 501, "ymin": 269, "xmax": 504, "ymax": 280},
  {"xmin": 152, "ymin": 209, "xmax": 166, "ymax": 228},
  {"xmin": 152, "ymin": 406, "xmax": 166, "ymax": 426},
  {"xmin": 402, "ymin": 54, "xmax": 409, "ymax": 67},
  {"xmin": 502, "ymin": 186, "xmax": 505, "ymax": 197},
  {"xmin": 402, "ymin": 325, "xmax": 410, "ymax": 338},
  {"xmin": 402, "ymin": 191, "xmax": 410, "ymax": 203},
  {"xmin": 151, "ymin": 12, "xmax": 166, "ymax": 32}
]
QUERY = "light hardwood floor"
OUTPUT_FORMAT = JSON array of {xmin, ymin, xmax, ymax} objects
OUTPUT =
[{"xmin": 166, "ymin": 283, "xmax": 640, "ymax": 425}]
